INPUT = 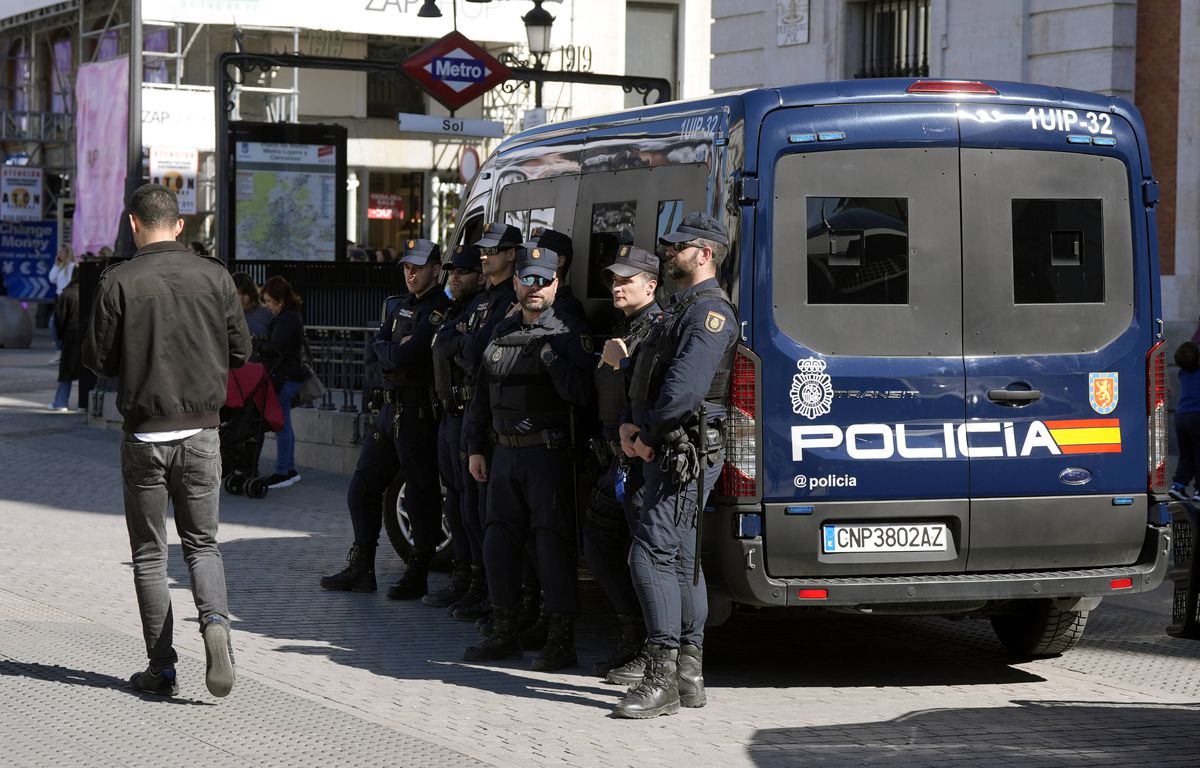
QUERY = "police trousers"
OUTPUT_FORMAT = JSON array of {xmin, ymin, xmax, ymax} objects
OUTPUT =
[
  {"xmin": 483, "ymin": 443, "xmax": 577, "ymax": 615},
  {"xmin": 582, "ymin": 458, "xmax": 644, "ymax": 617},
  {"xmin": 628, "ymin": 448, "xmax": 724, "ymax": 649},
  {"xmin": 438, "ymin": 413, "xmax": 472, "ymax": 564},
  {"xmin": 347, "ymin": 403, "xmax": 440, "ymax": 553}
]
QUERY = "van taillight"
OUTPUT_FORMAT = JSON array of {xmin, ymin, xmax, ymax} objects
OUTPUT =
[
  {"xmin": 1147, "ymin": 340, "xmax": 1168, "ymax": 494},
  {"xmin": 906, "ymin": 80, "xmax": 999, "ymax": 95},
  {"xmin": 720, "ymin": 347, "xmax": 759, "ymax": 498}
]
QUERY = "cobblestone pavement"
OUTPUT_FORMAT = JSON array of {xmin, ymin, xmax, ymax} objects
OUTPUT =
[{"xmin": 2, "ymin": 334, "xmax": 1199, "ymax": 767}]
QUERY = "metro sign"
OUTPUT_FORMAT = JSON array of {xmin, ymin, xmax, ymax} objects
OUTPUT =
[{"xmin": 401, "ymin": 31, "xmax": 512, "ymax": 112}]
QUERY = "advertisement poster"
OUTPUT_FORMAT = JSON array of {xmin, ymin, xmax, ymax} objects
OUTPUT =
[
  {"xmin": 367, "ymin": 192, "xmax": 404, "ymax": 221},
  {"xmin": 74, "ymin": 57, "xmax": 128, "ymax": 255},
  {"xmin": 149, "ymin": 147, "xmax": 199, "ymax": 215},
  {"xmin": 0, "ymin": 220, "xmax": 57, "ymax": 300},
  {"xmin": 0, "ymin": 167, "xmax": 43, "ymax": 221}
]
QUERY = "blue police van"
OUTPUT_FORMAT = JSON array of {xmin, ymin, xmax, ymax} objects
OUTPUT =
[{"xmin": 452, "ymin": 78, "xmax": 1175, "ymax": 656}]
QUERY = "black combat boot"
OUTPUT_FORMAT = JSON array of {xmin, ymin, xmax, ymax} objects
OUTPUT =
[
  {"xmin": 677, "ymin": 644, "xmax": 706, "ymax": 708},
  {"xmin": 530, "ymin": 613, "xmax": 577, "ymax": 672},
  {"xmin": 518, "ymin": 586, "xmax": 547, "ymax": 651},
  {"xmin": 591, "ymin": 614, "xmax": 646, "ymax": 677},
  {"xmin": 387, "ymin": 549, "xmax": 431, "ymax": 600},
  {"xmin": 463, "ymin": 606, "xmax": 522, "ymax": 662},
  {"xmin": 604, "ymin": 642, "xmax": 650, "ymax": 686},
  {"xmin": 319, "ymin": 544, "xmax": 377, "ymax": 592},
  {"xmin": 422, "ymin": 561, "xmax": 471, "ymax": 607},
  {"xmin": 612, "ymin": 645, "xmax": 680, "ymax": 719},
  {"xmin": 449, "ymin": 566, "xmax": 491, "ymax": 620}
]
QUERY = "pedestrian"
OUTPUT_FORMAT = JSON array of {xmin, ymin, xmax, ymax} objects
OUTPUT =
[
  {"xmin": 432, "ymin": 222, "xmax": 520, "ymax": 622},
  {"xmin": 613, "ymin": 212, "xmax": 738, "ymax": 718},
  {"xmin": 462, "ymin": 242, "xmax": 595, "ymax": 670},
  {"xmin": 583, "ymin": 244, "xmax": 661, "ymax": 677},
  {"xmin": 257, "ymin": 276, "xmax": 307, "ymax": 489},
  {"xmin": 48, "ymin": 244, "xmax": 76, "ymax": 365},
  {"xmin": 320, "ymin": 239, "xmax": 452, "ymax": 597},
  {"xmin": 82, "ymin": 182, "xmax": 249, "ymax": 698},
  {"xmin": 1170, "ymin": 340, "xmax": 1200, "ymax": 502},
  {"xmin": 424, "ymin": 243, "xmax": 484, "ymax": 608},
  {"xmin": 48, "ymin": 269, "xmax": 83, "ymax": 411},
  {"xmin": 231, "ymin": 272, "xmax": 273, "ymax": 338}
]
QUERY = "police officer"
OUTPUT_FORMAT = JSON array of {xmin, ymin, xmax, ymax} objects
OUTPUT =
[
  {"xmin": 319, "ymin": 239, "xmax": 452, "ymax": 599},
  {"xmin": 532, "ymin": 227, "xmax": 585, "ymax": 321},
  {"xmin": 435, "ymin": 222, "xmax": 521, "ymax": 621},
  {"xmin": 423, "ymin": 243, "xmax": 484, "ymax": 608},
  {"xmin": 613, "ymin": 213, "xmax": 737, "ymax": 719},
  {"xmin": 462, "ymin": 244, "xmax": 595, "ymax": 670},
  {"xmin": 583, "ymin": 245, "xmax": 661, "ymax": 677}
]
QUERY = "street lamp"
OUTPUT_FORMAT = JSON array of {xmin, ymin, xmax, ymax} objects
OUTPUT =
[
  {"xmin": 521, "ymin": 0, "xmax": 554, "ymax": 107},
  {"xmin": 417, "ymin": 0, "xmax": 442, "ymax": 18}
]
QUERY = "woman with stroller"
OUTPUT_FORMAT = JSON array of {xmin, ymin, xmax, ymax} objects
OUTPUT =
[{"xmin": 258, "ymin": 276, "xmax": 307, "ymax": 489}]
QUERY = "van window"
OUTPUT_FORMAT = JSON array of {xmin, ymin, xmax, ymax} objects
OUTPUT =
[
  {"xmin": 587, "ymin": 201, "xmax": 637, "ymax": 299},
  {"xmin": 504, "ymin": 207, "xmax": 556, "ymax": 240},
  {"xmin": 806, "ymin": 196, "xmax": 909, "ymax": 305},
  {"xmin": 657, "ymin": 199, "xmax": 685, "ymax": 243},
  {"xmin": 1011, "ymin": 199, "xmax": 1103, "ymax": 304}
]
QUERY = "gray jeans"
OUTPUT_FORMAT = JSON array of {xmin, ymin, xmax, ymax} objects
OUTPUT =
[{"xmin": 121, "ymin": 428, "xmax": 229, "ymax": 666}]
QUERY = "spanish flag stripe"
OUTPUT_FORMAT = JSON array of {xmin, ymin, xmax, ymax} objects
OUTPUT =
[
  {"xmin": 1043, "ymin": 419, "xmax": 1120, "ymax": 429},
  {"xmin": 1061, "ymin": 444, "xmax": 1123, "ymax": 454},
  {"xmin": 1047, "ymin": 427, "xmax": 1122, "ymax": 446}
]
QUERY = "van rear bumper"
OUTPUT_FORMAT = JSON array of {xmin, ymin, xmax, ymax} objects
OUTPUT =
[{"xmin": 705, "ymin": 518, "xmax": 1172, "ymax": 609}]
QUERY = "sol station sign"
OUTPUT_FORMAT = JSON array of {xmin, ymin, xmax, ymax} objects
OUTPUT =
[{"xmin": 401, "ymin": 31, "xmax": 512, "ymax": 112}]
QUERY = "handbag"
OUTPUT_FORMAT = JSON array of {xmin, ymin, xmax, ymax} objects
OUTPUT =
[{"xmin": 292, "ymin": 340, "xmax": 327, "ymax": 407}]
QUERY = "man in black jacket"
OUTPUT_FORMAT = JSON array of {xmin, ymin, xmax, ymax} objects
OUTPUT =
[{"xmin": 83, "ymin": 183, "xmax": 250, "ymax": 699}]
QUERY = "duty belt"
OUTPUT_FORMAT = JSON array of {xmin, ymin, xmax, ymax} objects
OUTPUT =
[
  {"xmin": 452, "ymin": 384, "xmax": 475, "ymax": 407},
  {"xmin": 589, "ymin": 436, "xmax": 623, "ymax": 458},
  {"xmin": 379, "ymin": 387, "xmax": 431, "ymax": 407},
  {"xmin": 492, "ymin": 428, "xmax": 570, "ymax": 450}
]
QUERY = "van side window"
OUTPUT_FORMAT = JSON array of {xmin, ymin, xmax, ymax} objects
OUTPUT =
[
  {"xmin": 806, "ymin": 197, "xmax": 909, "ymax": 305},
  {"xmin": 1011, "ymin": 199, "xmax": 1103, "ymax": 304},
  {"xmin": 657, "ymin": 200, "xmax": 685, "ymax": 243},
  {"xmin": 587, "ymin": 201, "xmax": 637, "ymax": 299},
  {"xmin": 504, "ymin": 207, "xmax": 555, "ymax": 240}
]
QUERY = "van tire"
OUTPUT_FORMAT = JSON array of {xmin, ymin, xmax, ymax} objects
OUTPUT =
[
  {"xmin": 989, "ymin": 599, "xmax": 1089, "ymax": 657},
  {"xmin": 706, "ymin": 594, "xmax": 733, "ymax": 628},
  {"xmin": 382, "ymin": 477, "xmax": 452, "ymax": 572}
]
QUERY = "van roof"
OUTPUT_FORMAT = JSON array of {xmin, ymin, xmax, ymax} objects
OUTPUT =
[{"xmin": 497, "ymin": 77, "xmax": 1136, "ymax": 154}]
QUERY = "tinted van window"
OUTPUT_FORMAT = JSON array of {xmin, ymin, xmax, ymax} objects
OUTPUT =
[{"xmin": 1011, "ymin": 199, "xmax": 1103, "ymax": 304}]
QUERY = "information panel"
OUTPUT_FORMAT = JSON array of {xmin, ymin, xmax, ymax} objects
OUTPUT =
[{"xmin": 228, "ymin": 122, "xmax": 346, "ymax": 262}]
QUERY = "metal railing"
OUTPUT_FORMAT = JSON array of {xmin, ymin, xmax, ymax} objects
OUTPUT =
[
  {"xmin": 301, "ymin": 325, "xmax": 373, "ymax": 416},
  {"xmin": 855, "ymin": 0, "xmax": 930, "ymax": 79},
  {"xmin": 233, "ymin": 260, "xmax": 401, "ymax": 329},
  {"xmin": 0, "ymin": 110, "xmax": 73, "ymax": 142}
]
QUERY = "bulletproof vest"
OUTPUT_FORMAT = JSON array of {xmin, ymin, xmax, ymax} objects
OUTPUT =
[
  {"xmin": 595, "ymin": 302, "xmax": 660, "ymax": 430},
  {"xmin": 483, "ymin": 316, "xmax": 571, "ymax": 435},
  {"xmin": 629, "ymin": 287, "xmax": 736, "ymax": 411},
  {"xmin": 431, "ymin": 297, "xmax": 472, "ymax": 403},
  {"xmin": 462, "ymin": 281, "xmax": 516, "ymax": 386},
  {"xmin": 380, "ymin": 294, "xmax": 441, "ymax": 390}
]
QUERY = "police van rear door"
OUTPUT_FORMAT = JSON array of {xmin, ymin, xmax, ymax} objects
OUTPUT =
[
  {"xmin": 758, "ymin": 102, "xmax": 971, "ymax": 577},
  {"xmin": 958, "ymin": 105, "xmax": 1148, "ymax": 570}
]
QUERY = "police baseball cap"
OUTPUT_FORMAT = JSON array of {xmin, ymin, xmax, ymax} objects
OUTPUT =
[
  {"xmin": 658, "ymin": 212, "xmax": 729, "ymax": 247},
  {"xmin": 474, "ymin": 222, "xmax": 523, "ymax": 249},
  {"xmin": 516, "ymin": 244, "xmax": 559, "ymax": 281},
  {"xmin": 605, "ymin": 244, "xmax": 659, "ymax": 278},
  {"xmin": 447, "ymin": 242, "xmax": 482, "ymax": 272},
  {"xmin": 398, "ymin": 238, "xmax": 440, "ymax": 266},
  {"xmin": 532, "ymin": 227, "xmax": 574, "ymax": 258}
]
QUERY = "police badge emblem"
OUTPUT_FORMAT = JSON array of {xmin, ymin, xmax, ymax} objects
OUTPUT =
[
  {"xmin": 704, "ymin": 310, "xmax": 726, "ymax": 333},
  {"xmin": 532, "ymin": 248, "xmax": 542, "ymax": 260},
  {"xmin": 790, "ymin": 357, "xmax": 833, "ymax": 420},
  {"xmin": 581, "ymin": 336, "xmax": 593, "ymax": 353},
  {"xmin": 1089, "ymin": 372, "xmax": 1118, "ymax": 414},
  {"xmin": 491, "ymin": 348, "xmax": 503, "ymax": 363}
]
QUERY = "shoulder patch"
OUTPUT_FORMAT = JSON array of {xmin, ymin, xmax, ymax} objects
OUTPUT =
[
  {"xmin": 430, "ymin": 310, "xmax": 445, "ymax": 326},
  {"xmin": 581, "ymin": 335, "xmax": 593, "ymax": 353},
  {"xmin": 705, "ymin": 310, "xmax": 727, "ymax": 334}
]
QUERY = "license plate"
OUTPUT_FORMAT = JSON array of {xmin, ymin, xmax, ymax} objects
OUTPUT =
[{"xmin": 822, "ymin": 523, "xmax": 949, "ymax": 554}]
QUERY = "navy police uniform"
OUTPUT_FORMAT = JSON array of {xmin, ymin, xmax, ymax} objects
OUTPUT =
[
  {"xmin": 320, "ymin": 239, "xmax": 451, "ymax": 596},
  {"xmin": 463, "ymin": 244, "xmax": 595, "ymax": 666}
]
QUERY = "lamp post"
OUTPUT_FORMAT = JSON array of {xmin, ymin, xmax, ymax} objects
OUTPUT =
[{"xmin": 522, "ymin": 0, "xmax": 554, "ymax": 108}]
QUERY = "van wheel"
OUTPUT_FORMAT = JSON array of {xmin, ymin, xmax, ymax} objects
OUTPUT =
[
  {"xmin": 382, "ymin": 477, "xmax": 452, "ymax": 572},
  {"xmin": 706, "ymin": 594, "xmax": 733, "ymax": 628},
  {"xmin": 989, "ymin": 599, "xmax": 1090, "ymax": 657}
]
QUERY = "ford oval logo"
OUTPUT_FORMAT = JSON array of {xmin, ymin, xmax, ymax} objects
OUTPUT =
[{"xmin": 1059, "ymin": 467, "xmax": 1092, "ymax": 486}]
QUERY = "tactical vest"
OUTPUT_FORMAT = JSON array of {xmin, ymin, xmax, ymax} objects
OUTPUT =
[
  {"xmin": 431, "ymin": 298, "xmax": 471, "ymax": 406},
  {"xmin": 484, "ymin": 319, "xmax": 571, "ymax": 436},
  {"xmin": 462, "ymin": 282, "xmax": 515, "ymax": 387},
  {"xmin": 380, "ymin": 296, "xmax": 440, "ymax": 391},
  {"xmin": 628, "ymin": 286, "xmax": 737, "ymax": 413},
  {"xmin": 595, "ymin": 303, "xmax": 660, "ymax": 431}
]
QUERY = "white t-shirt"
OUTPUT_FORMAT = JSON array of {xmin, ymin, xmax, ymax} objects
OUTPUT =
[
  {"xmin": 49, "ymin": 262, "xmax": 75, "ymax": 293},
  {"xmin": 133, "ymin": 428, "xmax": 203, "ymax": 443}
]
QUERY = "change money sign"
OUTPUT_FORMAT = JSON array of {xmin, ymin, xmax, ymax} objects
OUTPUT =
[{"xmin": 0, "ymin": 220, "xmax": 57, "ymax": 300}]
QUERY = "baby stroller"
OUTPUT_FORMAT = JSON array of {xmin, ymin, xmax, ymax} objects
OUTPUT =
[{"xmin": 220, "ymin": 360, "xmax": 284, "ymax": 499}]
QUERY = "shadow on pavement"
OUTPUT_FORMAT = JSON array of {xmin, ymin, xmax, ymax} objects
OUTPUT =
[
  {"xmin": 0, "ymin": 660, "xmax": 214, "ymax": 705},
  {"xmin": 747, "ymin": 700, "xmax": 1200, "ymax": 767}
]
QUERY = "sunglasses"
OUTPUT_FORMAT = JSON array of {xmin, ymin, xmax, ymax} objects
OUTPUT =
[
  {"xmin": 518, "ymin": 274, "xmax": 555, "ymax": 288},
  {"xmin": 481, "ymin": 246, "xmax": 514, "ymax": 256}
]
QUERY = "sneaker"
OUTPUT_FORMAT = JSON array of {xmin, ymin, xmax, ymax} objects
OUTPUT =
[
  {"xmin": 265, "ymin": 470, "xmax": 300, "ymax": 489},
  {"xmin": 48, "ymin": 353, "xmax": 61, "ymax": 365},
  {"xmin": 129, "ymin": 663, "xmax": 178, "ymax": 696},
  {"xmin": 46, "ymin": 404, "xmax": 69, "ymax": 412},
  {"xmin": 201, "ymin": 615, "xmax": 235, "ymax": 698},
  {"xmin": 1169, "ymin": 483, "xmax": 1189, "ymax": 501}
]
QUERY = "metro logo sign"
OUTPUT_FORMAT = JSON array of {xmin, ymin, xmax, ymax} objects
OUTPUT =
[{"xmin": 401, "ymin": 31, "xmax": 512, "ymax": 112}]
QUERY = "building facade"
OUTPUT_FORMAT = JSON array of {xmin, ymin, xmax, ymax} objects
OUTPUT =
[{"xmin": 711, "ymin": 0, "xmax": 1199, "ymax": 335}]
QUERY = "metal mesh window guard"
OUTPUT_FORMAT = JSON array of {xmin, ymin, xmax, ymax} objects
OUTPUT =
[{"xmin": 856, "ymin": 0, "xmax": 930, "ymax": 79}]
